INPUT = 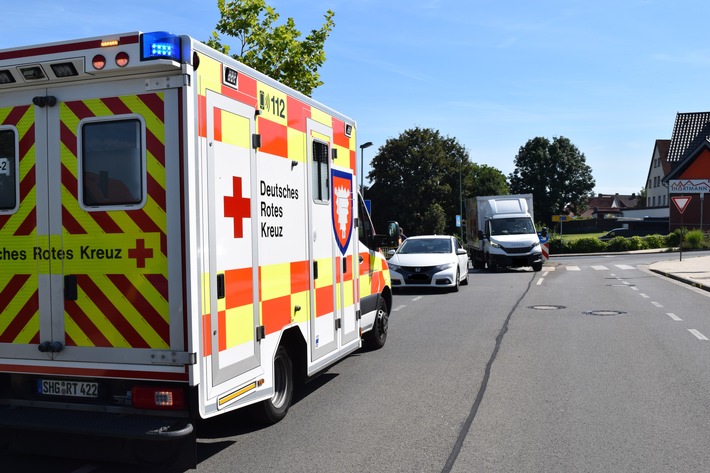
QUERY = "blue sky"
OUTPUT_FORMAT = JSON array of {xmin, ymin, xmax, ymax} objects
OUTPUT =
[{"xmin": 4, "ymin": 0, "xmax": 709, "ymax": 195}]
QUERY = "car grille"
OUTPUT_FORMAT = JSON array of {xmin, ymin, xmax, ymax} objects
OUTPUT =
[
  {"xmin": 501, "ymin": 245, "xmax": 533, "ymax": 254},
  {"xmin": 398, "ymin": 266, "xmax": 437, "ymax": 284}
]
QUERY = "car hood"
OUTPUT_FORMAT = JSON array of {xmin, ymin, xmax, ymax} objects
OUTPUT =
[{"xmin": 390, "ymin": 253, "xmax": 457, "ymax": 267}]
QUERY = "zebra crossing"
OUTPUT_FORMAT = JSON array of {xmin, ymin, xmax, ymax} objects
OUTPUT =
[{"xmin": 543, "ymin": 264, "xmax": 636, "ymax": 272}]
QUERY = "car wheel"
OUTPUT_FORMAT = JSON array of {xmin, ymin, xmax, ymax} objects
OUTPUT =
[
  {"xmin": 254, "ymin": 346, "xmax": 293, "ymax": 425},
  {"xmin": 532, "ymin": 262, "xmax": 543, "ymax": 272},
  {"xmin": 452, "ymin": 269, "xmax": 460, "ymax": 292},
  {"xmin": 461, "ymin": 267, "xmax": 469, "ymax": 285},
  {"xmin": 363, "ymin": 297, "xmax": 388, "ymax": 350}
]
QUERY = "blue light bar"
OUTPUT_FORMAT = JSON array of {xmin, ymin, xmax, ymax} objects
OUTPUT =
[{"xmin": 140, "ymin": 31, "xmax": 181, "ymax": 62}]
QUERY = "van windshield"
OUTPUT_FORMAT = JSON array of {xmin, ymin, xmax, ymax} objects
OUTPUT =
[{"xmin": 490, "ymin": 217, "xmax": 535, "ymax": 236}]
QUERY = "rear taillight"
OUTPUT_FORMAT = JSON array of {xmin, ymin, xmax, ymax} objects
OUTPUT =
[{"xmin": 132, "ymin": 386, "xmax": 185, "ymax": 410}]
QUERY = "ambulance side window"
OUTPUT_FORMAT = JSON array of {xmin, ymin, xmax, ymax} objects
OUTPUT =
[
  {"xmin": 312, "ymin": 140, "xmax": 330, "ymax": 203},
  {"xmin": 81, "ymin": 119, "xmax": 144, "ymax": 208},
  {"xmin": 0, "ymin": 129, "xmax": 18, "ymax": 212},
  {"xmin": 357, "ymin": 194, "xmax": 374, "ymax": 245}
]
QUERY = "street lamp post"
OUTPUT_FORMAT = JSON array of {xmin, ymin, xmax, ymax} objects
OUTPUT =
[{"xmin": 359, "ymin": 141, "xmax": 373, "ymax": 197}]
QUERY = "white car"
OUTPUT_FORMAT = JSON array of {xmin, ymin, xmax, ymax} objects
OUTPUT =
[{"xmin": 388, "ymin": 235, "xmax": 469, "ymax": 291}]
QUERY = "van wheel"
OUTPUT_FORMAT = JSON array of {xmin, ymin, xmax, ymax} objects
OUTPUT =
[
  {"xmin": 364, "ymin": 297, "xmax": 388, "ymax": 350},
  {"xmin": 255, "ymin": 346, "xmax": 293, "ymax": 424},
  {"xmin": 487, "ymin": 255, "xmax": 498, "ymax": 272}
]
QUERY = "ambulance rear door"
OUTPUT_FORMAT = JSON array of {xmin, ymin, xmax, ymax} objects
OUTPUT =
[{"xmin": 0, "ymin": 77, "xmax": 186, "ymax": 371}]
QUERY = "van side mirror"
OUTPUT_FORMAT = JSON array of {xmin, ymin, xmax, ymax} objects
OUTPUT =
[{"xmin": 477, "ymin": 230, "xmax": 484, "ymax": 240}]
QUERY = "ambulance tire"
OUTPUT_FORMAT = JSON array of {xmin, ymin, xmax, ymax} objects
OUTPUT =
[
  {"xmin": 255, "ymin": 346, "xmax": 293, "ymax": 425},
  {"xmin": 363, "ymin": 297, "xmax": 388, "ymax": 350}
]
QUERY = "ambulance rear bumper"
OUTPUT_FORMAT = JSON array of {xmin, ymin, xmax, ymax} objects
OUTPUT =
[{"xmin": 0, "ymin": 405, "xmax": 195, "ymax": 465}]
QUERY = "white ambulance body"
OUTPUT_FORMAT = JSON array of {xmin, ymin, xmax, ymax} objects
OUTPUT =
[{"xmin": 0, "ymin": 31, "xmax": 396, "ymax": 464}]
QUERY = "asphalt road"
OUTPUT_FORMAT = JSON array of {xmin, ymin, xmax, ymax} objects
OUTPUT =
[{"xmin": 5, "ymin": 251, "xmax": 710, "ymax": 472}]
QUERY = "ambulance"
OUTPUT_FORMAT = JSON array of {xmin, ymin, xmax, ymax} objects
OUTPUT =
[{"xmin": 0, "ymin": 31, "xmax": 398, "ymax": 464}]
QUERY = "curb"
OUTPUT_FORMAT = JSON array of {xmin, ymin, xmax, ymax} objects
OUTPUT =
[{"xmin": 649, "ymin": 268, "xmax": 710, "ymax": 293}]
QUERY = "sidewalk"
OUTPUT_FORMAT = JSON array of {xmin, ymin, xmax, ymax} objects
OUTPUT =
[{"xmin": 648, "ymin": 254, "xmax": 710, "ymax": 293}]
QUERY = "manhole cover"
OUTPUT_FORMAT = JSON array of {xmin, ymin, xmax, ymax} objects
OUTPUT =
[
  {"xmin": 527, "ymin": 305, "xmax": 566, "ymax": 310},
  {"xmin": 582, "ymin": 310, "xmax": 627, "ymax": 316}
]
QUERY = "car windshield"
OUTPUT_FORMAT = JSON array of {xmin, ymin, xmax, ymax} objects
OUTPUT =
[
  {"xmin": 398, "ymin": 238, "xmax": 452, "ymax": 254},
  {"xmin": 490, "ymin": 217, "xmax": 536, "ymax": 236}
]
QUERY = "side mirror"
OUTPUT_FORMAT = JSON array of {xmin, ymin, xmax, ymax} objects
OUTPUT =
[
  {"xmin": 456, "ymin": 248, "xmax": 467, "ymax": 255},
  {"xmin": 477, "ymin": 230, "xmax": 484, "ymax": 240},
  {"xmin": 387, "ymin": 249, "xmax": 395, "ymax": 256},
  {"xmin": 387, "ymin": 220, "xmax": 400, "ymax": 239}
]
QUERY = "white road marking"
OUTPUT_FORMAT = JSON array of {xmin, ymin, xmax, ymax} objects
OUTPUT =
[
  {"xmin": 536, "ymin": 278, "xmax": 544, "ymax": 286},
  {"xmin": 412, "ymin": 296, "xmax": 423, "ymax": 301},
  {"xmin": 622, "ymin": 281, "xmax": 631, "ymax": 285},
  {"xmin": 651, "ymin": 301, "xmax": 663, "ymax": 308},
  {"xmin": 640, "ymin": 293, "xmax": 650, "ymax": 299},
  {"xmin": 615, "ymin": 264, "xmax": 635, "ymax": 270},
  {"xmin": 631, "ymin": 287, "xmax": 639, "ymax": 291},
  {"xmin": 543, "ymin": 266, "xmax": 555, "ymax": 272},
  {"xmin": 592, "ymin": 265, "xmax": 608, "ymax": 270},
  {"xmin": 667, "ymin": 313, "xmax": 683, "ymax": 321},
  {"xmin": 567, "ymin": 266, "xmax": 581, "ymax": 271},
  {"xmin": 688, "ymin": 329, "xmax": 709, "ymax": 341},
  {"xmin": 392, "ymin": 305, "xmax": 407, "ymax": 312}
]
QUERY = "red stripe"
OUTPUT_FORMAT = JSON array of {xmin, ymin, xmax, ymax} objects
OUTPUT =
[
  {"xmin": 19, "ymin": 162, "xmax": 36, "ymax": 202},
  {"xmin": 107, "ymin": 274, "xmax": 169, "ymax": 345},
  {"xmin": 64, "ymin": 300, "xmax": 111, "ymax": 348},
  {"xmin": 0, "ymin": 287, "xmax": 39, "ymax": 344},
  {"xmin": 146, "ymin": 127, "xmax": 166, "ymax": 167},
  {"xmin": 101, "ymin": 96, "xmax": 132, "ymax": 115},
  {"xmin": 0, "ymin": 215, "xmax": 9, "ymax": 231},
  {"xmin": 64, "ymin": 100, "xmax": 95, "ymax": 121},
  {"xmin": 127, "ymin": 211, "xmax": 167, "ymax": 257},
  {"xmin": 0, "ymin": 274, "xmax": 31, "ymax": 314},
  {"xmin": 61, "ymin": 206, "xmax": 87, "ymax": 234},
  {"xmin": 88, "ymin": 211, "xmax": 123, "ymax": 234},
  {"xmin": 138, "ymin": 93, "xmax": 165, "ymax": 122},
  {"xmin": 76, "ymin": 275, "xmax": 149, "ymax": 348},
  {"xmin": 13, "ymin": 208, "xmax": 36, "ymax": 236},
  {"xmin": 59, "ymin": 120, "xmax": 78, "ymax": 157},
  {"xmin": 18, "ymin": 122, "xmax": 35, "ymax": 156},
  {"xmin": 147, "ymin": 173, "xmax": 166, "ymax": 212},
  {"xmin": 2, "ymin": 104, "xmax": 30, "ymax": 126},
  {"xmin": 0, "ymin": 363, "xmax": 188, "ymax": 382},
  {"xmin": 144, "ymin": 274, "xmax": 169, "ymax": 300}
]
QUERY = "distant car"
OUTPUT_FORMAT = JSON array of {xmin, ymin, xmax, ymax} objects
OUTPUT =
[
  {"xmin": 387, "ymin": 235, "xmax": 469, "ymax": 291},
  {"xmin": 599, "ymin": 228, "xmax": 644, "ymax": 241}
]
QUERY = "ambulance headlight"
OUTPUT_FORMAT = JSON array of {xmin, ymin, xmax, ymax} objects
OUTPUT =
[{"xmin": 141, "ymin": 31, "xmax": 182, "ymax": 62}]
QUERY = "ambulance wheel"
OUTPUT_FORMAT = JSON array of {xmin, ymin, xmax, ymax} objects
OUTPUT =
[
  {"xmin": 364, "ymin": 297, "xmax": 388, "ymax": 350},
  {"xmin": 256, "ymin": 346, "xmax": 293, "ymax": 425}
]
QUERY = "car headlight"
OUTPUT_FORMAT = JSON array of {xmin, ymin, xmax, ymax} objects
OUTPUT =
[
  {"xmin": 532, "ymin": 241, "xmax": 540, "ymax": 248},
  {"xmin": 490, "ymin": 241, "xmax": 501, "ymax": 249},
  {"xmin": 388, "ymin": 263, "xmax": 401, "ymax": 271},
  {"xmin": 434, "ymin": 262, "xmax": 456, "ymax": 272}
]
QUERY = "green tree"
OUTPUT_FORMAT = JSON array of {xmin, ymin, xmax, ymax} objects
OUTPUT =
[
  {"xmin": 508, "ymin": 136, "xmax": 595, "ymax": 224},
  {"xmin": 366, "ymin": 127, "xmax": 474, "ymax": 236},
  {"xmin": 466, "ymin": 163, "xmax": 509, "ymax": 199},
  {"xmin": 207, "ymin": 0, "xmax": 335, "ymax": 96}
]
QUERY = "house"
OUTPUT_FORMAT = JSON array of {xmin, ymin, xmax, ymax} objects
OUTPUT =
[
  {"xmin": 644, "ymin": 139, "xmax": 671, "ymax": 210},
  {"xmin": 662, "ymin": 112, "xmax": 710, "ymax": 231},
  {"xmin": 579, "ymin": 193, "xmax": 638, "ymax": 219}
]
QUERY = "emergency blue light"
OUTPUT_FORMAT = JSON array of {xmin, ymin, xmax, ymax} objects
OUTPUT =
[{"xmin": 140, "ymin": 31, "xmax": 181, "ymax": 62}]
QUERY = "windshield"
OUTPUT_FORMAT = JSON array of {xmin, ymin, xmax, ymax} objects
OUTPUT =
[
  {"xmin": 490, "ymin": 217, "xmax": 536, "ymax": 236},
  {"xmin": 398, "ymin": 238, "xmax": 452, "ymax": 254}
]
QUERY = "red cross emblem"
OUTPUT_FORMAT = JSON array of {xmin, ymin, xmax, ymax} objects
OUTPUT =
[
  {"xmin": 128, "ymin": 238, "xmax": 153, "ymax": 268},
  {"xmin": 224, "ymin": 176, "xmax": 251, "ymax": 238}
]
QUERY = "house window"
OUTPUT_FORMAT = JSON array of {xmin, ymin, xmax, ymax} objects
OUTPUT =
[
  {"xmin": 652, "ymin": 196, "xmax": 656, "ymax": 207},
  {"xmin": 0, "ymin": 128, "xmax": 18, "ymax": 212},
  {"xmin": 81, "ymin": 118, "xmax": 144, "ymax": 208}
]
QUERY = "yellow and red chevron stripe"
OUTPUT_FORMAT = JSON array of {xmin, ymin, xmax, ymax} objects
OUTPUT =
[
  {"xmin": 58, "ymin": 94, "xmax": 170, "ymax": 349},
  {"xmin": 0, "ymin": 104, "xmax": 39, "ymax": 345}
]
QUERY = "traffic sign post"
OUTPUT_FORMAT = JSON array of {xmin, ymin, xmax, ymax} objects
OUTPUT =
[{"xmin": 671, "ymin": 196, "xmax": 691, "ymax": 261}]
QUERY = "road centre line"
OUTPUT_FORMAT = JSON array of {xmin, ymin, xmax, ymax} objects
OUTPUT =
[
  {"xmin": 392, "ymin": 305, "xmax": 407, "ymax": 312},
  {"xmin": 667, "ymin": 313, "xmax": 683, "ymax": 321},
  {"xmin": 412, "ymin": 296, "xmax": 423, "ymax": 301},
  {"xmin": 688, "ymin": 329, "xmax": 709, "ymax": 341},
  {"xmin": 631, "ymin": 287, "xmax": 639, "ymax": 291},
  {"xmin": 640, "ymin": 293, "xmax": 650, "ymax": 298},
  {"xmin": 651, "ymin": 301, "xmax": 664, "ymax": 308}
]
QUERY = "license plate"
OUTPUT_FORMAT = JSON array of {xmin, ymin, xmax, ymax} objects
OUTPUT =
[{"xmin": 38, "ymin": 379, "xmax": 99, "ymax": 398}]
